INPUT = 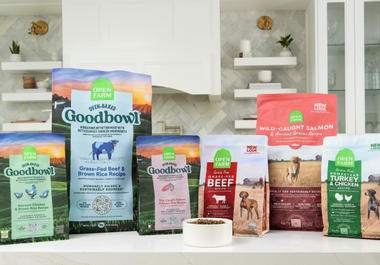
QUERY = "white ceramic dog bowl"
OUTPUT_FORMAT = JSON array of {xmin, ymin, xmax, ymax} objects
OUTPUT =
[{"xmin": 183, "ymin": 218, "xmax": 233, "ymax": 248}]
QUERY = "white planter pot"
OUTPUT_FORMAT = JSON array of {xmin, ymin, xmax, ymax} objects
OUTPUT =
[
  {"xmin": 279, "ymin": 47, "xmax": 292, "ymax": 57},
  {"xmin": 258, "ymin": 70, "xmax": 272, "ymax": 83},
  {"xmin": 9, "ymin": 54, "xmax": 22, "ymax": 62},
  {"xmin": 280, "ymin": 47, "xmax": 292, "ymax": 57}
]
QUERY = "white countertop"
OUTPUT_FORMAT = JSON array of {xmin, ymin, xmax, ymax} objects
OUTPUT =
[{"xmin": 1, "ymin": 231, "xmax": 380, "ymax": 265}]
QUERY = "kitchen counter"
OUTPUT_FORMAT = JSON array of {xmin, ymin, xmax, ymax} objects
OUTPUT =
[{"xmin": 1, "ymin": 230, "xmax": 380, "ymax": 265}]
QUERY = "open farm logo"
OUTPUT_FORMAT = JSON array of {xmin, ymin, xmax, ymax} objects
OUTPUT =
[
  {"xmin": 314, "ymin": 103, "xmax": 326, "ymax": 111},
  {"xmin": 245, "ymin": 145, "xmax": 259, "ymax": 154},
  {"xmin": 335, "ymin": 148, "xmax": 355, "ymax": 168},
  {"xmin": 370, "ymin": 143, "xmax": 380, "ymax": 151},
  {"xmin": 289, "ymin": 110, "xmax": 303, "ymax": 124},
  {"xmin": 163, "ymin": 146, "xmax": 175, "ymax": 160},
  {"xmin": 91, "ymin": 78, "xmax": 114, "ymax": 101},
  {"xmin": 22, "ymin": 146, "xmax": 38, "ymax": 161}
]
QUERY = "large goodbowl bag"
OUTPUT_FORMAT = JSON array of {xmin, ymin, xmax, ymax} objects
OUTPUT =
[
  {"xmin": 198, "ymin": 135, "xmax": 269, "ymax": 237},
  {"xmin": 256, "ymin": 93, "xmax": 337, "ymax": 231},
  {"xmin": 0, "ymin": 133, "xmax": 69, "ymax": 245},
  {"xmin": 52, "ymin": 68, "xmax": 152, "ymax": 233},
  {"xmin": 322, "ymin": 135, "xmax": 380, "ymax": 239},
  {"xmin": 136, "ymin": 135, "xmax": 200, "ymax": 235}
]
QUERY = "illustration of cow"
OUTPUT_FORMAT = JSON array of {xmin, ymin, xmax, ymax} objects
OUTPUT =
[
  {"xmin": 90, "ymin": 140, "xmax": 119, "ymax": 160},
  {"xmin": 212, "ymin": 195, "xmax": 226, "ymax": 204}
]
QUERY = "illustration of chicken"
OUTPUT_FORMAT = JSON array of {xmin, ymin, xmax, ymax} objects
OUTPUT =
[
  {"xmin": 14, "ymin": 192, "xmax": 23, "ymax": 199},
  {"xmin": 40, "ymin": 190, "xmax": 49, "ymax": 198},
  {"xmin": 162, "ymin": 183, "xmax": 175, "ymax": 192},
  {"xmin": 345, "ymin": 194, "xmax": 352, "ymax": 202},
  {"xmin": 335, "ymin": 193, "xmax": 343, "ymax": 202},
  {"xmin": 25, "ymin": 185, "xmax": 37, "ymax": 199}
]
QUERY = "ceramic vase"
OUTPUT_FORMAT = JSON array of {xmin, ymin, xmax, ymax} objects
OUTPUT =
[
  {"xmin": 258, "ymin": 70, "xmax": 272, "ymax": 83},
  {"xmin": 9, "ymin": 54, "xmax": 22, "ymax": 62},
  {"xmin": 279, "ymin": 47, "xmax": 292, "ymax": 57}
]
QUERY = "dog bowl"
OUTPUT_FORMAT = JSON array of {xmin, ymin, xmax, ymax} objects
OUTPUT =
[{"xmin": 183, "ymin": 218, "xmax": 232, "ymax": 248}]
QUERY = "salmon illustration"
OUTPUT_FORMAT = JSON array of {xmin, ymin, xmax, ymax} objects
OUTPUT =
[{"xmin": 162, "ymin": 183, "xmax": 175, "ymax": 192}]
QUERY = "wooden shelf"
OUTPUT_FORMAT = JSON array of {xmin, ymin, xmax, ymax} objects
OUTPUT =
[
  {"xmin": 233, "ymin": 57, "xmax": 297, "ymax": 70},
  {"xmin": 234, "ymin": 88, "xmax": 297, "ymax": 100},
  {"xmin": 1, "ymin": 61, "xmax": 62, "ymax": 73},
  {"xmin": 235, "ymin": 120, "xmax": 257, "ymax": 129},
  {"xmin": 2, "ymin": 122, "xmax": 51, "ymax": 132},
  {"xmin": 2, "ymin": 92, "xmax": 52, "ymax": 102}
]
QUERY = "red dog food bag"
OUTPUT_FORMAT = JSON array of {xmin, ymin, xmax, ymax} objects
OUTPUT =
[
  {"xmin": 199, "ymin": 135, "xmax": 269, "ymax": 237},
  {"xmin": 256, "ymin": 94, "xmax": 337, "ymax": 231}
]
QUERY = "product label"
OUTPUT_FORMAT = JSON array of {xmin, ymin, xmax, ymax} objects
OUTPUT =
[
  {"xmin": 4, "ymin": 147, "xmax": 54, "ymax": 240},
  {"xmin": 203, "ymin": 149, "xmax": 237, "ymax": 220},
  {"xmin": 148, "ymin": 153, "xmax": 191, "ymax": 230},
  {"xmin": 63, "ymin": 88, "xmax": 139, "ymax": 221},
  {"xmin": 327, "ymin": 148, "xmax": 362, "ymax": 237}
]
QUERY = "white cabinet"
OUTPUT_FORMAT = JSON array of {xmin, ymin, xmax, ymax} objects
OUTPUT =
[
  {"xmin": 307, "ymin": 0, "xmax": 380, "ymax": 135},
  {"xmin": 62, "ymin": 0, "xmax": 221, "ymax": 101}
]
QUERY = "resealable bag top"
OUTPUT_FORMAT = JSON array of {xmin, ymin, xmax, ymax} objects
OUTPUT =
[
  {"xmin": 0, "ymin": 133, "xmax": 68, "ymax": 245},
  {"xmin": 52, "ymin": 68, "xmax": 152, "ymax": 233},
  {"xmin": 322, "ymin": 135, "xmax": 380, "ymax": 239},
  {"xmin": 136, "ymin": 135, "xmax": 200, "ymax": 235},
  {"xmin": 199, "ymin": 135, "xmax": 269, "ymax": 237},
  {"xmin": 256, "ymin": 93, "xmax": 337, "ymax": 231}
]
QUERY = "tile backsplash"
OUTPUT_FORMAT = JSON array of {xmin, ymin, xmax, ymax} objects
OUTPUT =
[
  {"xmin": 152, "ymin": 10, "xmax": 306, "ymax": 136},
  {"xmin": 0, "ymin": 11, "xmax": 305, "ymax": 136}
]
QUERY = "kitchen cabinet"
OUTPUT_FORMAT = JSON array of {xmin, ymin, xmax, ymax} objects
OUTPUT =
[
  {"xmin": 307, "ymin": 0, "xmax": 380, "ymax": 135},
  {"xmin": 62, "ymin": 0, "xmax": 221, "ymax": 101},
  {"xmin": 0, "ymin": 61, "xmax": 61, "ymax": 132}
]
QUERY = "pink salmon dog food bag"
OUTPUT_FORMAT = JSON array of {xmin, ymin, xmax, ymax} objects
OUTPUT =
[{"xmin": 256, "ymin": 94, "xmax": 337, "ymax": 231}]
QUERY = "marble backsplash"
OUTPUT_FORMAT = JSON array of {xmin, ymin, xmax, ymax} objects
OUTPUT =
[
  {"xmin": 0, "ymin": 15, "xmax": 62, "ymax": 131},
  {"xmin": 152, "ymin": 10, "xmax": 306, "ymax": 136},
  {"xmin": 0, "ymin": 11, "xmax": 305, "ymax": 136}
]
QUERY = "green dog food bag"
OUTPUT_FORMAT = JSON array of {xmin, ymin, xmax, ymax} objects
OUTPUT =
[
  {"xmin": 52, "ymin": 68, "xmax": 152, "ymax": 233},
  {"xmin": 136, "ymin": 135, "xmax": 200, "ymax": 235},
  {"xmin": 0, "ymin": 133, "xmax": 69, "ymax": 245},
  {"xmin": 322, "ymin": 135, "xmax": 380, "ymax": 239}
]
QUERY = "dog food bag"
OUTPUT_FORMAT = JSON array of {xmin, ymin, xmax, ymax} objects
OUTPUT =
[
  {"xmin": 136, "ymin": 135, "xmax": 200, "ymax": 235},
  {"xmin": 199, "ymin": 135, "xmax": 269, "ymax": 237},
  {"xmin": 256, "ymin": 94, "xmax": 337, "ymax": 231},
  {"xmin": 52, "ymin": 68, "xmax": 152, "ymax": 233},
  {"xmin": 0, "ymin": 133, "xmax": 69, "ymax": 245},
  {"xmin": 322, "ymin": 135, "xmax": 380, "ymax": 239}
]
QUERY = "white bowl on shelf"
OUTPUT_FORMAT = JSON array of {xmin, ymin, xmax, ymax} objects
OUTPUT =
[
  {"xmin": 183, "ymin": 218, "xmax": 233, "ymax": 248},
  {"xmin": 36, "ymin": 81, "xmax": 49, "ymax": 89}
]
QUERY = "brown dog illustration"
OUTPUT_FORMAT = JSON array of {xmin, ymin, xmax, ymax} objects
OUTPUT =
[
  {"xmin": 285, "ymin": 156, "xmax": 301, "ymax": 183},
  {"xmin": 239, "ymin": 191, "xmax": 259, "ymax": 220}
]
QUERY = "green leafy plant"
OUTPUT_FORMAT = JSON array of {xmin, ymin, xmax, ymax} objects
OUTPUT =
[
  {"xmin": 9, "ymin": 40, "xmax": 20, "ymax": 54},
  {"xmin": 277, "ymin": 34, "xmax": 294, "ymax": 51}
]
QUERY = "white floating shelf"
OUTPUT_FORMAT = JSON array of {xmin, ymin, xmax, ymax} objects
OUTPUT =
[
  {"xmin": 2, "ymin": 92, "xmax": 52, "ymax": 102},
  {"xmin": 3, "ymin": 122, "xmax": 51, "ymax": 132},
  {"xmin": 234, "ymin": 57, "xmax": 297, "ymax": 70},
  {"xmin": 235, "ymin": 120, "xmax": 257, "ymax": 129},
  {"xmin": 1, "ymin": 61, "xmax": 62, "ymax": 73},
  {"xmin": 234, "ymin": 88, "xmax": 297, "ymax": 100}
]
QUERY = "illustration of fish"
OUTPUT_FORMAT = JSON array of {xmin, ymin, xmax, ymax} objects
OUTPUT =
[{"xmin": 162, "ymin": 183, "xmax": 175, "ymax": 192}]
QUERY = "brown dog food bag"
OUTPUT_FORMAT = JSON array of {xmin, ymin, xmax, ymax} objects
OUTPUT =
[
  {"xmin": 256, "ymin": 94, "xmax": 337, "ymax": 231},
  {"xmin": 322, "ymin": 135, "xmax": 380, "ymax": 239},
  {"xmin": 199, "ymin": 135, "xmax": 269, "ymax": 237}
]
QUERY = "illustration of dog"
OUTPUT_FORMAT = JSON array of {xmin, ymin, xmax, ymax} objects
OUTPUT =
[
  {"xmin": 365, "ymin": 189, "xmax": 380, "ymax": 219},
  {"xmin": 239, "ymin": 191, "xmax": 259, "ymax": 220},
  {"xmin": 285, "ymin": 156, "xmax": 301, "ymax": 183}
]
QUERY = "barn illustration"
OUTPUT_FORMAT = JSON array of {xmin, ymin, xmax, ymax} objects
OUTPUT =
[
  {"xmin": 243, "ymin": 178, "xmax": 262, "ymax": 186},
  {"xmin": 368, "ymin": 174, "xmax": 380, "ymax": 183}
]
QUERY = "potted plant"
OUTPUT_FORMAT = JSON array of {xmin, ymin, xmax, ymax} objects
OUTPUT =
[
  {"xmin": 276, "ymin": 34, "xmax": 293, "ymax": 57},
  {"xmin": 9, "ymin": 40, "xmax": 22, "ymax": 62}
]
